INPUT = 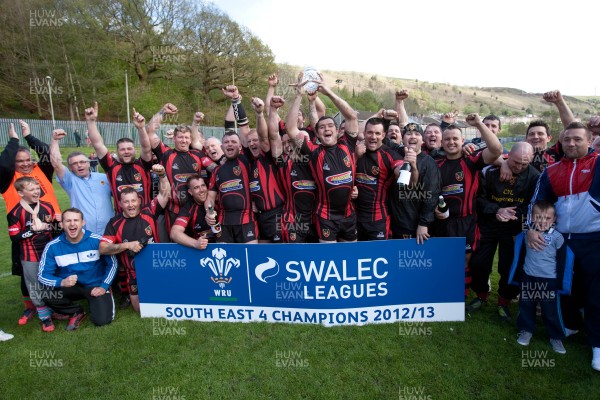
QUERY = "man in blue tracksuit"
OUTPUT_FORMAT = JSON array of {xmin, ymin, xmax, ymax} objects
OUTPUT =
[{"xmin": 38, "ymin": 208, "xmax": 118, "ymax": 330}]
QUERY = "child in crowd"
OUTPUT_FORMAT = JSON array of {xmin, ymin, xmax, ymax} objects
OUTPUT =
[
  {"xmin": 509, "ymin": 200, "xmax": 573, "ymax": 354},
  {"xmin": 7, "ymin": 177, "xmax": 61, "ymax": 332}
]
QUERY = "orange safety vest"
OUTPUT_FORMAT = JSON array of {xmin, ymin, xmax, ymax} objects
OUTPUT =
[{"xmin": 2, "ymin": 165, "xmax": 62, "ymax": 215}]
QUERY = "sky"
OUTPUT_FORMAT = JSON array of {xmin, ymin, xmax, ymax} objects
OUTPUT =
[{"xmin": 210, "ymin": 0, "xmax": 599, "ymax": 96}]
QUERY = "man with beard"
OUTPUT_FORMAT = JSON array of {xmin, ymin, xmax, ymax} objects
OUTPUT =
[
  {"xmin": 171, "ymin": 175, "xmax": 212, "ymax": 247},
  {"xmin": 99, "ymin": 164, "xmax": 170, "ymax": 313},
  {"xmin": 388, "ymin": 123, "xmax": 441, "ymax": 243}
]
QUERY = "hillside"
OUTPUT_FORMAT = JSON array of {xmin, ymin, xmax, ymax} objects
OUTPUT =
[{"xmin": 314, "ymin": 68, "xmax": 599, "ymax": 118}]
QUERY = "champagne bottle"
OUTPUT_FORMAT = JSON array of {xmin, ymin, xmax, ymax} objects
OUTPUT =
[
  {"xmin": 206, "ymin": 204, "xmax": 221, "ymax": 234},
  {"xmin": 437, "ymin": 195, "xmax": 449, "ymax": 219},
  {"xmin": 397, "ymin": 162, "xmax": 411, "ymax": 187}
]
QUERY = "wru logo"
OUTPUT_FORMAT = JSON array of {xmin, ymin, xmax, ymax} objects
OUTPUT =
[{"xmin": 200, "ymin": 248, "xmax": 240, "ymax": 288}]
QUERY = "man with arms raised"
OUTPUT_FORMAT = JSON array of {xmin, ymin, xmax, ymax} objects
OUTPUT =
[
  {"xmin": 433, "ymin": 114, "xmax": 503, "ymax": 298},
  {"xmin": 285, "ymin": 73, "xmax": 359, "ymax": 243},
  {"xmin": 50, "ymin": 130, "xmax": 113, "ymax": 235}
]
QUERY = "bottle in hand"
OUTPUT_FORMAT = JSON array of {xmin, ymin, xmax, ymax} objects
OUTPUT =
[
  {"xmin": 207, "ymin": 204, "xmax": 222, "ymax": 234},
  {"xmin": 397, "ymin": 162, "xmax": 411, "ymax": 187},
  {"xmin": 437, "ymin": 195, "xmax": 449, "ymax": 219}
]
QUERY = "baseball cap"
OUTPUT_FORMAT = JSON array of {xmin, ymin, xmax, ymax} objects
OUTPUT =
[{"xmin": 402, "ymin": 123, "xmax": 423, "ymax": 135}]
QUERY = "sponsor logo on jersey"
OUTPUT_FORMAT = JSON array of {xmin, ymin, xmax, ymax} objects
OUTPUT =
[
  {"xmin": 325, "ymin": 171, "xmax": 353, "ymax": 185},
  {"xmin": 442, "ymin": 184, "xmax": 463, "ymax": 195},
  {"xmin": 292, "ymin": 180, "xmax": 316, "ymax": 190},
  {"xmin": 219, "ymin": 179, "xmax": 243, "ymax": 193},
  {"xmin": 355, "ymin": 173, "xmax": 377, "ymax": 185},
  {"xmin": 174, "ymin": 173, "xmax": 194, "ymax": 182},
  {"xmin": 249, "ymin": 181, "xmax": 260, "ymax": 192},
  {"xmin": 117, "ymin": 183, "xmax": 143, "ymax": 192}
]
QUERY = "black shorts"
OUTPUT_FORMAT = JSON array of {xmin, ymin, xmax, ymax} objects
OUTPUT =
[
  {"xmin": 357, "ymin": 220, "xmax": 390, "ymax": 241},
  {"xmin": 126, "ymin": 268, "xmax": 138, "ymax": 295},
  {"xmin": 281, "ymin": 213, "xmax": 317, "ymax": 243},
  {"xmin": 217, "ymin": 222, "xmax": 258, "ymax": 243},
  {"xmin": 257, "ymin": 207, "xmax": 283, "ymax": 243},
  {"xmin": 434, "ymin": 214, "xmax": 479, "ymax": 253},
  {"xmin": 316, "ymin": 215, "xmax": 357, "ymax": 242}
]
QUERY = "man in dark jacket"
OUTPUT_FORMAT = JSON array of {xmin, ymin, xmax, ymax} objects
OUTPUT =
[{"xmin": 468, "ymin": 142, "xmax": 539, "ymax": 320}]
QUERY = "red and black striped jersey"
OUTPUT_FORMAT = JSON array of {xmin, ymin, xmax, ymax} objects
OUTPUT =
[
  {"xmin": 306, "ymin": 142, "xmax": 356, "ymax": 220},
  {"xmin": 249, "ymin": 151, "xmax": 285, "ymax": 212},
  {"xmin": 173, "ymin": 201, "xmax": 213, "ymax": 241},
  {"xmin": 101, "ymin": 198, "xmax": 164, "ymax": 271},
  {"xmin": 100, "ymin": 155, "xmax": 153, "ymax": 213},
  {"xmin": 153, "ymin": 143, "xmax": 205, "ymax": 214},
  {"xmin": 436, "ymin": 153, "xmax": 486, "ymax": 218},
  {"xmin": 276, "ymin": 156, "xmax": 316, "ymax": 218},
  {"xmin": 208, "ymin": 156, "xmax": 255, "ymax": 225},
  {"xmin": 355, "ymin": 146, "xmax": 403, "ymax": 223},
  {"xmin": 8, "ymin": 201, "xmax": 57, "ymax": 262}
]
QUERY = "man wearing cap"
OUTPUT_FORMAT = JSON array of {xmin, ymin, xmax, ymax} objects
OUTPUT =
[
  {"xmin": 388, "ymin": 122, "xmax": 441, "ymax": 243},
  {"xmin": 50, "ymin": 129, "xmax": 114, "ymax": 235}
]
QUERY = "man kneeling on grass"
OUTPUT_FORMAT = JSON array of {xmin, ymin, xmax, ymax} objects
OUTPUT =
[{"xmin": 38, "ymin": 208, "xmax": 118, "ymax": 331}]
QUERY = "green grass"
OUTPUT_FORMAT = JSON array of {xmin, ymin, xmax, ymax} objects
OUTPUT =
[{"xmin": 1, "ymin": 148, "xmax": 599, "ymax": 399}]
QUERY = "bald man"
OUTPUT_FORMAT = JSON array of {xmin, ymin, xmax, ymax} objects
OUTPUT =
[{"xmin": 468, "ymin": 142, "xmax": 540, "ymax": 321}]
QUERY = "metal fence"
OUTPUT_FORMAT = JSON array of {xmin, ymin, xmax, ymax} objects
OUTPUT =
[{"xmin": 0, "ymin": 119, "xmax": 226, "ymax": 147}]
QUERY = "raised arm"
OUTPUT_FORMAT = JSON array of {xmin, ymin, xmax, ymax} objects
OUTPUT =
[
  {"xmin": 84, "ymin": 102, "xmax": 108, "ymax": 160},
  {"xmin": 19, "ymin": 120, "xmax": 54, "ymax": 181},
  {"xmin": 269, "ymin": 96, "xmax": 286, "ymax": 158},
  {"xmin": 543, "ymin": 90, "xmax": 575, "ymax": 129},
  {"xmin": 190, "ymin": 112, "xmax": 205, "ymax": 150},
  {"xmin": 132, "ymin": 109, "xmax": 152, "ymax": 162},
  {"xmin": 0, "ymin": 124, "xmax": 21, "ymax": 193},
  {"xmin": 285, "ymin": 85, "xmax": 304, "ymax": 146},
  {"xmin": 152, "ymin": 164, "xmax": 170, "ymax": 209},
  {"xmin": 147, "ymin": 103, "xmax": 178, "ymax": 149},
  {"xmin": 251, "ymin": 97, "xmax": 271, "ymax": 153},
  {"xmin": 465, "ymin": 113, "xmax": 503, "ymax": 164},
  {"xmin": 222, "ymin": 85, "xmax": 250, "ymax": 146},
  {"xmin": 50, "ymin": 129, "xmax": 68, "ymax": 180},
  {"xmin": 307, "ymin": 92, "xmax": 325, "ymax": 131},
  {"xmin": 395, "ymin": 90, "xmax": 409, "ymax": 127},
  {"xmin": 265, "ymin": 73, "xmax": 278, "ymax": 118},
  {"xmin": 315, "ymin": 75, "xmax": 359, "ymax": 136}
]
